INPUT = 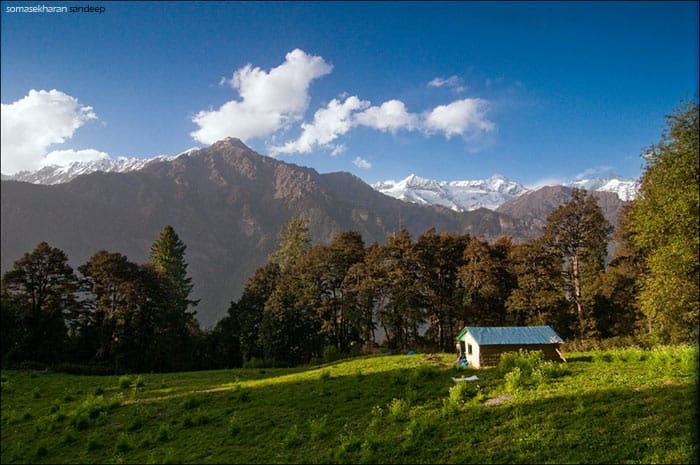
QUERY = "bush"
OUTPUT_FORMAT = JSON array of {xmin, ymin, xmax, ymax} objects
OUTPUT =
[
  {"xmin": 387, "ymin": 398, "xmax": 410, "ymax": 422},
  {"xmin": 498, "ymin": 350, "xmax": 569, "ymax": 391},
  {"xmin": 497, "ymin": 350, "xmax": 544, "ymax": 377},
  {"xmin": 155, "ymin": 423, "xmax": 170, "ymax": 442},
  {"xmin": 228, "ymin": 415, "xmax": 241, "ymax": 437},
  {"xmin": 308, "ymin": 415, "xmax": 328, "ymax": 440},
  {"xmin": 114, "ymin": 433, "xmax": 132, "ymax": 453},
  {"xmin": 322, "ymin": 345, "xmax": 341, "ymax": 363},
  {"xmin": 242, "ymin": 357, "xmax": 266, "ymax": 369},
  {"xmin": 181, "ymin": 394, "xmax": 205, "ymax": 410},
  {"xmin": 282, "ymin": 424, "xmax": 303, "ymax": 448},
  {"xmin": 118, "ymin": 376, "xmax": 132, "ymax": 389}
]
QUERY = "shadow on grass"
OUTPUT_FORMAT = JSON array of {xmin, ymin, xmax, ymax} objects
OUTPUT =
[{"xmin": 2, "ymin": 354, "xmax": 697, "ymax": 464}]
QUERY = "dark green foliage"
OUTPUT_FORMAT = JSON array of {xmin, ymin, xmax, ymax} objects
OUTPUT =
[
  {"xmin": 270, "ymin": 217, "xmax": 311, "ymax": 271},
  {"xmin": 625, "ymin": 99, "xmax": 699, "ymax": 343},
  {"xmin": 542, "ymin": 189, "xmax": 612, "ymax": 338},
  {"xmin": 149, "ymin": 226, "xmax": 198, "ymax": 314},
  {"xmin": 6, "ymin": 102, "xmax": 696, "ymax": 371},
  {"xmin": 260, "ymin": 267, "xmax": 323, "ymax": 366},
  {"xmin": 148, "ymin": 225, "xmax": 199, "ymax": 368},
  {"xmin": 216, "ymin": 262, "xmax": 281, "ymax": 368},
  {"xmin": 414, "ymin": 229, "xmax": 470, "ymax": 351},
  {"xmin": 1, "ymin": 242, "xmax": 78, "ymax": 364}
]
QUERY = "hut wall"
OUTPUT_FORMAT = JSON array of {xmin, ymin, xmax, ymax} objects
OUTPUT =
[{"xmin": 478, "ymin": 344, "xmax": 562, "ymax": 367}]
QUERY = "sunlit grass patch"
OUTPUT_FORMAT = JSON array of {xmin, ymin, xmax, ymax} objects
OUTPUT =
[{"xmin": 0, "ymin": 347, "xmax": 696, "ymax": 464}]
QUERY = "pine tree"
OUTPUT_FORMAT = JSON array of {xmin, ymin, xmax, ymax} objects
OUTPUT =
[
  {"xmin": 149, "ymin": 225, "xmax": 198, "ymax": 321},
  {"xmin": 270, "ymin": 217, "xmax": 311, "ymax": 271}
]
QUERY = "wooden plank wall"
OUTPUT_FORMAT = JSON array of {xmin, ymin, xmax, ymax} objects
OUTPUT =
[{"xmin": 479, "ymin": 344, "xmax": 562, "ymax": 367}]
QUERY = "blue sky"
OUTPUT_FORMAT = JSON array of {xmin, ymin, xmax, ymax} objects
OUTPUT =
[{"xmin": 1, "ymin": 1, "xmax": 697, "ymax": 187}]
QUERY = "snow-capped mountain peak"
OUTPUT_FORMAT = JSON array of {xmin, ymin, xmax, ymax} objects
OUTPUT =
[
  {"xmin": 569, "ymin": 176, "xmax": 639, "ymax": 201},
  {"xmin": 373, "ymin": 173, "xmax": 638, "ymax": 211},
  {"xmin": 372, "ymin": 173, "xmax": 528, "ymax": 211},
  {"xmin": 1, "ymin": 149, "xmax": 201, "ymax": 185}
]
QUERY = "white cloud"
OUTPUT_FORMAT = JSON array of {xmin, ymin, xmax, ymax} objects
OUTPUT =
[
  {"xmin": 573, "ymin": 166, "xmax": 614, "ymax": 180},
  {"xmin": 273, "ymin": 95, "xmax": 495, "ymax": 154},
  {"xmin": 355, "ymin": 100, "xmax": 418, "ymax": 132},
  {"xmin": 270, "ymin": 96, "xmax": 369, "ymax": 154},
  {"xmin": 43, "ymin": 149, "xmax": 110, "ymax": 167},
  {"xmin": 353, "ymin": 156, "xmax": 372, "ymax": 169},
  {"xmin": 1, "ymin": 89, "xmax": 99, "ymax": 174},
  {"xmin": 423, "ymin": 98, "xmax": 494, "ymax": 139},
  {"xmin": 191, "ymin": 49, "xmax": 332, "ymax": 144},
  {"xmin": 330, "ymin": 144, "xmax": 346, "ymax": 156},
  {"xmin": 428, "ymin": 75, "xmax": 465, "ymax": 93}
]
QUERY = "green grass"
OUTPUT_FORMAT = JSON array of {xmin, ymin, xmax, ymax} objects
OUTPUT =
[{"xmin": 1, "ymin": 346, "xmax": 697, "ymax": 464}]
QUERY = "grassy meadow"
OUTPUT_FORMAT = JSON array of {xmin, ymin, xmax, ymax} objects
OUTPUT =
[{"xmin": 1, "ymin": 345, "xmax": 697, "ymax": 464}]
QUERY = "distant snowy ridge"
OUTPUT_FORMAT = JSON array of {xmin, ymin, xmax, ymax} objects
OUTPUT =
[
  {"xmin": 568, "ymin": 177, "xmax": 639, "ymax": 202},
  {"xmin": 373, "ymin": 174, "xmax": 639, "ymax": 211},
  {"xmin": 372, "ymin": 174, "xmax": 527, "ymax": 211},
  {"xmin": 1, "ymin": 148, "xmax": 200, "ymax": 185}
]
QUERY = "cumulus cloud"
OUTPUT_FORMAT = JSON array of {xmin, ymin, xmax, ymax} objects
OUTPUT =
[
  {"xmin": 270, "ymin": 96, "xmax": 369, "ymax": 154},
  {"xmin": 192, "ymin": 49, "xmax": 495, "ymax": 155},
  {"xmin": 330, "ymin": 144, "xmax": 347, "ymax": 156},
  {"xmin": 352, "ymin": 156, "xmax": 372, "ymax": 169},
  {"xmin": 43, "ymin": 149, "xmax": 110, "ymax": 167},
  {"xmin": 423, "ymin": 98, "xmax": 494, "ymax": 139},
  {"xmin": 273, "ymin": 95, "xmax": 495, "ymax": 154},
  {"xmin": 428, "ymin": 75, "xmax": 465, "ymax": 93},
  {"xmin": 1, "ymin": 89, "xmax": 99, "ymax": 174},
  {"xmin": 355, "ymin": 100, "xmax": 418, "ymax": 132},
  {"xmin": 191, "ymin": 49, "xmax": 333, "ymax": 144}
]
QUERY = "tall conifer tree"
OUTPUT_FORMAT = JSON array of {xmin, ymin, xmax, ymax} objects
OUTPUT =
[{"xmin": 149, "ymin": 225, "xmax": 198, "ymax": 321}]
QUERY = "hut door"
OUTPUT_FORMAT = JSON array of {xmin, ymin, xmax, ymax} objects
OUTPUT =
[{"xmin": 459, "ymin": 341, "xmax": 466, "ymax": 356}]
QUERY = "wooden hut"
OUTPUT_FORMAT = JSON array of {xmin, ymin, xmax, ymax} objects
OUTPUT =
[{"xmin": 455, "ymin": 325, "xmax": 565, "ymax": 368}]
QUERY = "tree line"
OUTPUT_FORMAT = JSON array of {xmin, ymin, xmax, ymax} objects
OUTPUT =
[{"xmin": 1, "ymin": 99, "xmax": 697, "ymax": 372}]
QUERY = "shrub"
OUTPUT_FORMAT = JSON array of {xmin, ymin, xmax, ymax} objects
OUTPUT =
[
  {"xmin": 308, "ymin": 415, "xmax": 328, "ymax": 440},
  {"xmin": 322, "ymin": 345, "xmax": 341, "ymax": 363},
  {"xmin": 504, "ymin": 367, "xmax": 524, "ymax": 392},
  {"xmin": 447, "ymin": 381, "xmax": 480, "ymax": 405},
  {"xmin": 86, "ymin": 436, "xmax": 103, "ymax": 452},
  {"xmin": 387, "ymin": 398, "xmax": 410, "ymax": 422},
  {"xmin": 156, "ymin": 423, "xmax": 170, "ymax": 442},
  {"xmin": 242, "ymin": 357, "xmax": 266, "ymax": 369},
  {"xmin": 35, "ymin": 445, "xmax": 48, "ymax": 457},
  {"xmin": 181, "ymin": 394, "xmax": 205, "ymax": 410},
  {"xmin": 228, "ymin": 415, "xmax": 241, "ymax": 437},
  {"xmin": 497, "ymin": 350, "xmax": 544, "ymax": 377},
  {"xmin": 114, "ymin": 433, "xmax": 132, "ymax": 453},
  {"xmin": 118, "ymin": 376, "xmax": 132, "ymax": 389},
  {"xmin": 282, "ymin": 424, "xmax": 303, "ymax": 448}
]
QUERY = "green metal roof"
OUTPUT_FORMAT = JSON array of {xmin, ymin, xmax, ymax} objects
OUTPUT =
[{"xmin": 456, "ymin": 326, "xmax": 564, "ymax": 345}]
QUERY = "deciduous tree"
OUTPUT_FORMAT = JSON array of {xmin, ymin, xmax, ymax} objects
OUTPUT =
[
  {"xmin": 542, "ymin": 189, "xmax": 612, "ymax": 338},
  {"xmin": 1, "ymin": 242, "xmax": 78, "ymax": 363},
  {"xmin": 625, "ymin": 99, "xmax": 699, "ymax": 343}
]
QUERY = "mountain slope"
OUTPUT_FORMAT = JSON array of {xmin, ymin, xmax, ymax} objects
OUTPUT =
[
  {"xmin": 1, "ymin": 138, "xmax": 531, "ymax": 327},
  {"xmin": 496, "ymin": 185, "xmax": 625, "ymax": 230}
]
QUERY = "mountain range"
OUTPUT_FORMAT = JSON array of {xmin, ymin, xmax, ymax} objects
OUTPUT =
[
  {"xmin": 1, "ymin": 138, "xmax": 628, "ymax": 327},
  {"xmin": 3, "ymin": 155, "xmax": 638, "ymax": 211},
  {"xmin": 373, "ymin": 173, "xmax": 638, "ymax": 212}
]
